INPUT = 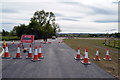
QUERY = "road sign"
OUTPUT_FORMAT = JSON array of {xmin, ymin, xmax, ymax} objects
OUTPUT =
[{"xmin": 20, "ymin": 35, "xmax": 34, "ymax": 43}]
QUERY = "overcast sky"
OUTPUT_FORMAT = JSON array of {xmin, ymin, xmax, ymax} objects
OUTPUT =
[{"xmin": 0, "ymin": 0, "xmax": 119, "ymax": 33}]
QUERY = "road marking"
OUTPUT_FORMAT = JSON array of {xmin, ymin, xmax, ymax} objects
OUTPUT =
[{"xmin": 0, "ymin": 47, "xmax": 4, "ymax": 57}]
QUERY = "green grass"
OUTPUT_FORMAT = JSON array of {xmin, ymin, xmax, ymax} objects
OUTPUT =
[
  {"xmin": 2, "ymin": 36, "xmax": 20, "ymax": 41},
  {"xmin": 64, "ymin": 39, "xmax": 119, "ymax": 78}
]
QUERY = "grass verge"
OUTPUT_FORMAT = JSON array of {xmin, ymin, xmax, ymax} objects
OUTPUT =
[{"xmin": 2, "ymin": 36, "xmax": 20, "ymax": 41}]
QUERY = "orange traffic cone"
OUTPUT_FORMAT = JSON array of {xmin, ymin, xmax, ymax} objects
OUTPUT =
[
  {"xmin": 40, "ymin": 42, "xmax": 43, "ymax": 44},
  {"xmin": 93, "ymin": 49, "xmax": 101, "ymax": 61},
  {"xmin": 103, "ymin": 48, "xmax": 112, "ymax": 61},
  {"xmin": 48, "ymin": 42, "xmax": 52, "ymax": 44},
  {"xmin": 12, "ymin": 40, "xmax": 14, "ymax": 45},
  {"xmin": 26, "ymin": 44, "xmax": 33, "ymax": 59},
  {"xmin": 81, "ymin": 48, "xmax": 91, "ymax": 65},
  {"xmin": 44, "ymin": 41, "xmax": 46, "ymax": 44},
  {"xmin": 14, "ymin": 44, "xmax": 22, "ymax": 59},
  {"xmin": 2, "ymin": 44, "xmax": 11, "ymax": 59},
  {"xmin": 74, "ymin": 48, "xmax": 83, "ymax": 60},
  {"xmin": 31, "ymin": 46, "xmax": 41, "ymax": 62},
  {"xmin": 38, "ymin": 45, "xmax": 44, "ymax": 59}
]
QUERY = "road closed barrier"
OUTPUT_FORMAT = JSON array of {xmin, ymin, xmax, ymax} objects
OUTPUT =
[{"xmin": 20, "ymin": 35, "xmax": 35, "ymax": 53}]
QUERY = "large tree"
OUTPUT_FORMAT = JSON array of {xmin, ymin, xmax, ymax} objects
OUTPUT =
[{"xmin": 12, "ymin": 10, "xmax": 61, "ymax": 39}]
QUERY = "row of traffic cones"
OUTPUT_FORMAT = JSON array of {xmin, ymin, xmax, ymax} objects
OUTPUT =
[
  {"xmin": 2, "ymin": 44, "xmax": 44, "ymax": 62},
  {"xmin": 25, "ymin": 44, "xmax": 44, "ymax": 61},
  {"xmin": 74, "ymin": 48, "xmax": 112, "ymax": 65},
  {"xmin": 94, "ymin": 48, "xmax": 112, "ymax": 61}
]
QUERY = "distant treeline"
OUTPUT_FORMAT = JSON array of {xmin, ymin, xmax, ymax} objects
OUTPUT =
[
  {"xmin": 2, "ymin": 10, "xmax": 61, "ymax": 39},
  {"xmin": 58, "ymin": 33, "xmax": 120, "ymax": 38}
]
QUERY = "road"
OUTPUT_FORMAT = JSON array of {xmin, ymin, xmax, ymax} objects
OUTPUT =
[{"xmin": 2, "ymin": 38, "xmax": 116, "ymax": 78}]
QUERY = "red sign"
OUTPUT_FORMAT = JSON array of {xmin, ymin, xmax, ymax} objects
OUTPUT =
[{"xmin": 20, "ymin": 35, "xmax": 34, "ymax": 43}]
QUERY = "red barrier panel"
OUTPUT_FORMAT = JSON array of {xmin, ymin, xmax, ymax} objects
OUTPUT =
[{"xmin": 20, "ymin": 35, "xmax": 34, "ymax": 43}]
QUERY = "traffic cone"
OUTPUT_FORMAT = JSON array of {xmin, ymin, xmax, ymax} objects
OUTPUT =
[
  {"xmin": 48, "ymin": 42, "xmax": 52, "ymax": 44},
  {"xmin": 93, "ymin": 49, "xmax": 101, "ymax": 61},
  {"xmin": 44, "ymin": 41, "xmax": 46, "ymax": 44},
  {"xmin": 74, "ymin": 48, "xmax": 83, "ymax": 60},
  {"xmin": 14, "ymin": 44, "xmax": 22, "ymax": 59},
  {"xmin": 38, "ymin": 45, "xmax": 44, "ymax": 59},
  {"xmin": 40, "ymin": 42, "xmax": 43, "ymax": 44},
  {"xmin": 3, "ymin": 40, "xmax": 7, "ymax": 48},
  {"xmin": 2, "ymin": 44, "xmax": 11, "ymax": 59},
  {"xmin": 26, "ymin": 44, "xmax": 33, "ymax": 59},
  {"xmin": 31, "ymin": 46, "xmax": 41, "ymax": 62},
  {"xmin": 12, "ymin": 40, "xmax": 15, "ymax": 45},
  {"xmin": 103, "ymin": 48, "xmax": 112, "ymax": 61},
  {"xmin": 81, "ymin": 48, "xmax": 91, "ymax": 65}
]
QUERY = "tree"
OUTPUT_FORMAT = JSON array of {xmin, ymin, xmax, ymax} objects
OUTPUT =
[
  {"xmin": 12, "ymin": 10, "xmax": 61, "ymax": 39},
  {"xmin": 2, "ymin": 29, "xmax": 9, "ymax": 36}
]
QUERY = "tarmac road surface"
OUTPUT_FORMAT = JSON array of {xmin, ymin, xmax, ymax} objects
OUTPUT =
[{"xmin": 2, "ymin": 38, "xmax": 116, "ymax": 78}]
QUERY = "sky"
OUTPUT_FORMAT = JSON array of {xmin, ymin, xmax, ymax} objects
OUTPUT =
[{"xmin": 0, "ymin": 0, "xmax": 119, "ymax": 33}]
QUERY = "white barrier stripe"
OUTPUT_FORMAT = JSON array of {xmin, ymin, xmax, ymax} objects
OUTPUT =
[
  {"xmin": 106, "ymin": 50, "xmax": 109, "ymax": 55},
  {"xmin": 6, "ymin": 47, "xmax": 8, "ymax": 53},
  {"xmin": 85, "ymin": 52, "xmax": 88, "ymax": 58},
  {"xmin": 0, "ymin": 47, "xmax": 4, "ymax": 56},
  {"xmin": 39, "ymin": 48, "xmax": 41, "ymax": 53},
  {"xmin": 34, "ymin": 49, "xmax": 38, "ymax": 55},
  {"xmin": 96, "ymin": 50, "xmax": 99, "ymax": 55},
  {"xmin": 77, "ymin": 49, "xmax": 80, "ymax": 54},
  {"xmin": 17, "ymin": 47, "xmax": 20, "ymax": 53},
  {"xmin": 29, "ymin": 48, "xmax": 32, "ymax": 53}
]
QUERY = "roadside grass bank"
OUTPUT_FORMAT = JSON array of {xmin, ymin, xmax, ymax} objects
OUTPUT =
[
  {"xmin": 2, "ymin": 36, "xmax": 20, "ymax": 41},
  {"xmin": 64, "ymin": 39, "xmax": 119, "ymax": 78}
]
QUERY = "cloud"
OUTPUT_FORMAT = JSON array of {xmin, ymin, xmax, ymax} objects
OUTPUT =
[
  {"xmin": 89, "ymin": 6, "xmax": 116, "ymax": 15},
  {"xmin": 1, "ymin": 22, "xmax": 17, "ymax": 24},
  {"xmin": 95, "ymin": 20, "xmax": 118, "ymax": 23},
  {"xmin": 61, "ymin": 18, "xmax": 79, "ymax": 21},
  {"xmin": 0, "ymin": 0, "xmax": 118, "ymax": 33},
  {"xmin": 55, "ymin": 13, "xmax": 64, "ymax": 17},
  {"xmin": 60, "ymin": 2, "xmax": 80, "ymax": 6},
  {"xmin": 2, "ymin": 9, "xmax": 18, "ymax": 13}
]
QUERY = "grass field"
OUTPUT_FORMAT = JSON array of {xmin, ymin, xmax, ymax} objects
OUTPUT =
[
  {"xmin": 64, "ymin": 39, "xmax": 119, "ymax": 78},
  {"xmin": 2, "ymin": 36, "xmax": 20, "ymax": 41}
]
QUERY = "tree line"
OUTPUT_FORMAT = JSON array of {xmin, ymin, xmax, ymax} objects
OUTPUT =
[
  {"xmin": 58, "ymin": 33, "xmax": 120, "ymax": 38},
  {"xmin": 3, "ymin": 10, "xmax": 61, "ymax": 39}
]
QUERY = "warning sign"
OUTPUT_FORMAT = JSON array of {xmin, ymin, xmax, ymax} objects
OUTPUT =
[{"xmin": 20, "ymin": 35, "xmax": 34, "ymax": 43}]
